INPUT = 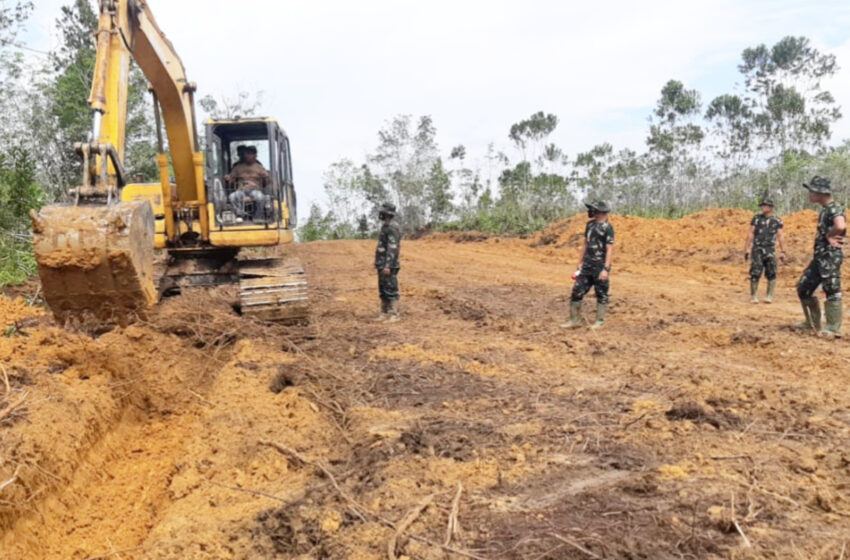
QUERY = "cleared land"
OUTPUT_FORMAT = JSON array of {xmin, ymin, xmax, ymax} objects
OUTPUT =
[{"xmin": 1, "ymin": 208, "xmax": 849, "ymax": 559}]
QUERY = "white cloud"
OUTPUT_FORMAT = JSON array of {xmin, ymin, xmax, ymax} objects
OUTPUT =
[{"xmin": 23, "ymin": 0, "xmax": 850, "ymax": 209}]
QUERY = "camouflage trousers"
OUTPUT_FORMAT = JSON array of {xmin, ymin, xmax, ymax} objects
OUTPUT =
[
  {"xmin": 797, "ymin": 250, "xmax": 843, "ymax": 301},
  {"xmin": 571, "ymin": 263, "xmax": 609, "ymax": 305},
  {"xmin": 378, "ymin": 268, "xmax": 400, "ymax": 301},
  {"xmin": 749, "ymin": 245, "xmax": 778, "ymax": 281}
]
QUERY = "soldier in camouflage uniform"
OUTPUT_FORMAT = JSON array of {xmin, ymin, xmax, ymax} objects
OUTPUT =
[
  {"xmin": 796, "ymin": 176, "xmax": 846, "ymax": 338},
  {"xmin": 744, "ymin": 198, "xmax": 786, "ymax": 303},
  {"xmin": 564, "ymin": 200, "xmax": 615, "ymax": 330},
  {"xmin": 375, "ymin": 203, "xmax": 402, "ymax": 322}
]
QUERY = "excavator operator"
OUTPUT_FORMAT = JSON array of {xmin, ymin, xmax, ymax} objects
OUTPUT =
[{"xmin": 226, "ymin": 145, "xmax": 270, "ymax": 221}]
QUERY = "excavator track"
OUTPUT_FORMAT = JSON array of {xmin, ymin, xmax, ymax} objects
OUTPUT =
[
  {"xmin": 31, "ymin": 202, "xmax": 157, "ymax": 324},
  {"xmin": 238, "ymin": 257, "xmax": 308, "ymax": 323}
]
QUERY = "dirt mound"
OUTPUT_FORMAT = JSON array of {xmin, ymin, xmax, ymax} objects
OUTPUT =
[
  {"xmin": 0, "ymin": 296, "xmax": 44, "ymax": 330},
  {"xmin": 426, "ymin": 230, "xmax": 494, "ymax": 243},
  {"xmin": 531, "ymin": 208, "xmax": 818, "ymax": 263}
]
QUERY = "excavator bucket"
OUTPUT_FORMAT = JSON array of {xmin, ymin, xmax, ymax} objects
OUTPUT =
[{"xmin": 31, "ymin": 201, "xmax": 157, "ymax": 324}]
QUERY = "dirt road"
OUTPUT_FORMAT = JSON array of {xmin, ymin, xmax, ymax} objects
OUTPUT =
[{"xmin": 1, "ymin": 209, "xmax": 849, "ymax": 559}]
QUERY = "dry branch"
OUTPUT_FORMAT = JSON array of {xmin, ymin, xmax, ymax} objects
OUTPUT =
[
  {"xmin": 388, "ymin": 493, "xmax": 435, "ymax": 560},
  {"xmin": 745, "ymin": 482, "xmax": 801, "ymax": 508},
  {"xmin": 0, "ymin": 391, "xmax": 28, "ymax": 422},
  {"xmin": 259, "ymin": 439, "xmax": 488, "ymax": 560},
  {"xmin": 550, "ymin": 533, "xmax": 602, "ymax": 559},
  {"xmin": 0, "ymin": 465, "xmax": 21, "ymax": 494},
  {"xmin": 445, "ymin": 482, "xmax": 463, "ymax": 546},
  {"xmin": 258, "ymin": 439, "xmax": 368, "ymax": 522},
  {"xmin": 208, "ymin": 479, "xmax": 287, "ymax": 503},
  {"xmin": 731, "ymin": 492, "xmax": 751, "ymax": 548},
  {"xmin": 82, "ymin": 546, "xmax": 144, "ymax": 560},
  {"xmin": 1, "ymin": 363, "xmax": 10, "ymax": 397}
]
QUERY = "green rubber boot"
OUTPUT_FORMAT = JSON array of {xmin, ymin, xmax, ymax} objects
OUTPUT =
[
  {"xmin": 750, "ymin": 280, "xmax": 759, "ymax": 303},
  {"xmin": 765, "ymin": 280, "xmax": 776, "ymax": 304},
  {"xmin": 795, "ymin": 297, "xmax": 821, "ymax": 332},
  {"xmin": 590, "ymin": 303, "xmax": 607, "ymax": 330},
  {"xmin": 375, "ymin": 299, "xmax": 389, "ymax": 321},
  {"xmin": 387, "ymin": 299, "xmax": 401, "ymax": 323},
  {"xmin": 562, "ymin": 301, "xmax": 582, "ymax": 329},
  {"xmin": 821, "ymin": 299, "xmax": 843, "ymax": 338}
]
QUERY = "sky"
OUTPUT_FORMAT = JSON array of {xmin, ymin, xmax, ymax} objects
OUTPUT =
[{"xmin": 21, "ymin": 0, "xmax": 850, "ymax": 213}]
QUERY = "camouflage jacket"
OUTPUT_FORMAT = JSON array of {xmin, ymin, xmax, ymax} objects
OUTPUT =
[
  {"xmin": 582, "ymin": 220, "xmax": 614, "ymax": 267},
  {"xmin": 751, "ymin": 214, "xmax": 783, "ymax": 249},
  {"xmin": 229, "ymin": 161, "xmax": 270, "ymax": 192},
  {"xmin": 375, "ymin": 222, "xmax": 402, "ymax": 269},
  {"xmin": 815, "ymin": 201, "xmax": 846, "ymax": 256}
]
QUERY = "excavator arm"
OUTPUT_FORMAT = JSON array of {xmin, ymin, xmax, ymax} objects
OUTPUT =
[
  {"xmin": 31, "ymin": 0, "xmax": 208, "ymax": 323},
  {"xmin": 87, "ymin": 0, "xmax": 208, "ymax": 241}
]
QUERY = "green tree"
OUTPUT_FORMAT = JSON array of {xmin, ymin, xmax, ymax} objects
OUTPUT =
[
  {"xmin": 44, "ymin": 0, "xmax": 99, "ymax": 194},
  {"xmin": 0, "ymin": 146, "xmax": 42, "ymax": 286},
  {"xmin": 124, "ymin": 63, "xmax": 158, "ymax": 180},
  {"xmin": 199, "ymin": 91, "xmax": 265, "ymax": 120},
  {"xmin": 33, "ymin": 0, "xmax": 158, "ymax": 199},
  {"xmin": 0, "ymin": 1, "xmax": 33, "ymax": 147},
  {"xmin": 0, "ymin": 1, "xmax": 33, "ymax": 86},
  {"xmin": 426, "ymin": 158, "xmax": 453, "ymax": 223},
  {"xmin": 0, "ymin": 2, "xmax": 39, "ymax": 286},
  {"xmin": 0, "ymin": 146, "xmax": 43, "ymax": 222},
  {"xmin": 508, "ymin": 111, "xmax": 559, "ymax": 166},
  {"xmin": 507, "ymin": 111, "xmax": 559, "ymax": 193},
  {"xmin": 323, "ymin": 159, "xmax": 370, "ymax": 232},
  {"xmin": 739, "ymin": 36, "xmax": 841, "ymax": 156},
  {"xmin": 297, "ymin": 203, "xmax": 335, "ymax": 242},
  {"xmin": 449, "ymin": 144, "xmax": 477, "ymax": 216},
  {"xmin": 705, "ymin": 93, "xmax": 753, "ymax": 171},
  {"xmin": 357, "ymin": 214, "xmax": 370, "ymax": 238},
  {"xmin": 645, "ymin": 80, "xmax": 706, "ymax": 212},
  {"xmin": 572, "ymin": 143, "xmax": 615, "ymax": 200},
  {"xmin": 369, "ymin": 114, "xmax": 439, "ymax": 232}
]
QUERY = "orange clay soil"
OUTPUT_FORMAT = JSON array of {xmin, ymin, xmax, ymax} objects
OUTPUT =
[{"xmin": 1, "ymin": 208, "xmax": 849, "ymax": 559}]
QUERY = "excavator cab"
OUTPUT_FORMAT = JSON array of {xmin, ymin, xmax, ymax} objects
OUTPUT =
[{"xmin": 205, "ymin": 118, "xmax": 297, "ymax": 230}]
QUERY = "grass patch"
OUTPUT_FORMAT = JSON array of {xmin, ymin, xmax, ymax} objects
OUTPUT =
[{"xmin": 0, "ymin": 231, "xmax": 36, "ymax": 287}]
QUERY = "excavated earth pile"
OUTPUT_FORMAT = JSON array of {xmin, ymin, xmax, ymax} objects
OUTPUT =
[{"xmin": 1, "ymin": 208, "xmax": 849, "ymax": 559}]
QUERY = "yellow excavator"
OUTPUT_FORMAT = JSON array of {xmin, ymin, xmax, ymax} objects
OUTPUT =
[{"xmin": 30, "ymin": 0, "xmax": 307, "ymax": 323}]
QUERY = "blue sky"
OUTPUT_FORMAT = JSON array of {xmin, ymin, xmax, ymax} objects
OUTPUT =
[{"xmin": 19, "ymin": 0, "xmax": 850, "ymax": 209}]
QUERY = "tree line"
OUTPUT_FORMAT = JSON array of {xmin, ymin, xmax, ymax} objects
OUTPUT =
[
  {"xmin": 0, "ymin": 3, "xmax": 847, "ymax": 279},
  {"xmin": 301, "ymin": 35, "xmax": 849, "ymax": 240}
]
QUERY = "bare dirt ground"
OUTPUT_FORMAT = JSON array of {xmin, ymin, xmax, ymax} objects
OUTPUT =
[{"xmin": 1, "ymin": 208, "xmax": 849, "ymax": 559}]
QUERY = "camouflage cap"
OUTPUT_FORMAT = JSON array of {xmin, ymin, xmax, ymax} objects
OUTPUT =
[
  {"xmin": 585, "ymin": 200, "xmax": 611, "ymax": 214},
  {"xmin": 803, "ymin": 176, "xmax": 832, "ymax": 194},
  {"xmin": 378, "ymin": 202, "xmax": 397, "ymax": 217},
  {"xmin": 759, "ymin": 198, "xmax": 775, "ymax": 207}
]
